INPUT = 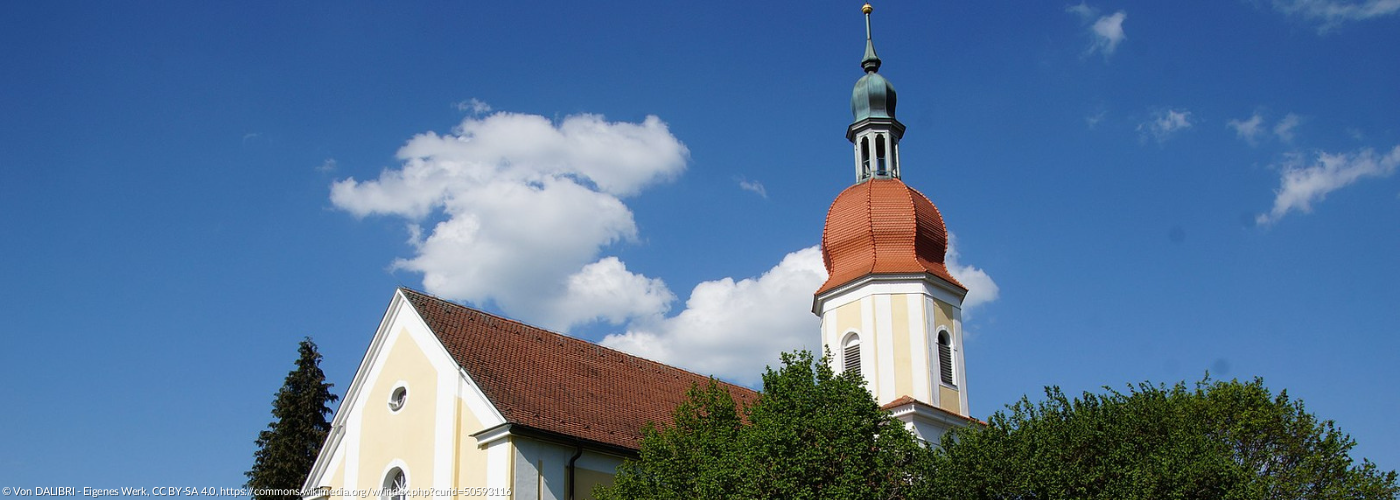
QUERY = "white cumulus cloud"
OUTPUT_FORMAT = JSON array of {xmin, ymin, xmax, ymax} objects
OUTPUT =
[
  {"xmin": 544, "ymin": 257, "xmax": 676, "ymax": 329},
  {"xmin": 334, "ymin": 108, "xmax": 1003, "ymax": 384},
  {"xmin": 330, "ymin": 111, "xmax": 688, "ymax": 331},
  {"xmin": 1257, "ymin": 144, "xmax": 1400, "ymax": 225},
  {"xmin": 1138, "ymin": 109, "xmax": 1193, "ymax": 144},
  {"xmin": 1272, "ymin": 0, "xmax": 1400, "ymax": 31},
  {"xmin": 601, "ymin": 235, "xmax": 1001, "ymax": 385},
  {"xmin": 600, "ymin": 247, "xmax": 828, "ymax": 387}
]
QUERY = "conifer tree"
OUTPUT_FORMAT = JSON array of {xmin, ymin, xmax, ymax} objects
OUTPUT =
[{"xmin": 246, "ymin": 337, "xmax": 339, "ymax": 500}]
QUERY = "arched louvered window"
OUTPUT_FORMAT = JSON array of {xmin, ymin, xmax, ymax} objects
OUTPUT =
[
  {"xmin": 843, "ymin": 334, "xmax": 861, "ymax": 378},
  {"xmin": 937, "ymin": 330, "xmax": 954, "ymax": 386}
]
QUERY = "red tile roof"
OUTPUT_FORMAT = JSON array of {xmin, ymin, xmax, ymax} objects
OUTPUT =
[
  {"xmin": 817, "ymin": 178, "xmax": 964, "ymax": 296},
  {"xmin": 400, "ymin": 288, "xmax": 757, "ymax": 452},
  {"xmin": 881, "ymin": 395, "xmax": 984, "ymax": 425},
  {"xmin": 881, "ymin": 394, "xmax": 922, "ymax": 409}
]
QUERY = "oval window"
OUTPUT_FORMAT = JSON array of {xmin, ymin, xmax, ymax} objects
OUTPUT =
[{"xmin": 388, "ymin": 386, "xmax": 408, "ymax": 412}]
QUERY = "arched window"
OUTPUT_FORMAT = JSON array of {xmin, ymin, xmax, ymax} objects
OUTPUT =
[
  {"xmin": 843, "ymin": 334, "xmax": 861, "ymax": 378},
  {"xmin": 890, "ymin": 143, "xmax": 899, "ymax": 177},
  {"xmin": 937, "ymin": 331, "xmax": 954, "ymax": 386},
  {"xmin": 875, "ymin": 134, "xmax": 887, "ymax": 175},
  {"xmin": 382, "ymin": 467, "xmax": 407, "ymax": 500},
  {"xmin": 860, "ymin": 137, "xmax": 871, "ymax": 178}
]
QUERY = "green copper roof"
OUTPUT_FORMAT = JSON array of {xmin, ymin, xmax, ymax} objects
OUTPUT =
[
  {"xmin": 851, "ymin": 5, "xmax": 897, "ymax": 122},
  {"xmin": 851, "ymin": 72, "xmax": 897, "ymax": 121},
  {"xmin": 861, "ymin": 7, "xmax": 881, "ymax": 73}
]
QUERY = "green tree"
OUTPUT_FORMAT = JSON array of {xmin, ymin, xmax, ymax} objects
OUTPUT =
[
  {"xmin": 246, "ymin": 337, "xmax": 339, "ymax": 500},
  {"xmin": 928, "ymin": 377, "xmax": 1399, "ymax": 500},
  {"xmin": 597, "ymin": 350, "xmax": 931, "ymax": 500},
  {"xmin": 601, "ymin": 378, "xmax": 746, "ymax": 498}
]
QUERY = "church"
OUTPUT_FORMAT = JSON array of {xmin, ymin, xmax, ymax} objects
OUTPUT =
[{"xmin": 302, "ymin": 5, "xmax": 977, "ymax": 499}]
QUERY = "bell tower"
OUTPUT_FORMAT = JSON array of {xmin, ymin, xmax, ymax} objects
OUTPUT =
[
  {"xmin": 848, "ymin": 2, "xmax": 904, "ymax": 182},
  {"xmin": 814, "ymin": 3, "xmax": 975, "ymax": 443}
]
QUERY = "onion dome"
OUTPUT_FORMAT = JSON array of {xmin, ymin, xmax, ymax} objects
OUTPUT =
[
  {"xmin": 816, "ymin": 178, "xmax": 964, "ymax": 296},
  {"xmin": 852, "ymin": 71, "xmax": 897, "ymax": 122}
]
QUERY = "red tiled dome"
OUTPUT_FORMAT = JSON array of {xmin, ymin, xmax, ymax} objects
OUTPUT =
[{"xmin": 816, "ymin": 178, "xmax": 964, "ymax": 296}]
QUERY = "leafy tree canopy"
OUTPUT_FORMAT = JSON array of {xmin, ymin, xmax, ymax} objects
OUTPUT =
[
  {"xmin": 596, "ymin": 350, "xmax": 931, "ymax": 500},
  {"xmin": 929, "ymin": 377, "xmax": 1399, "ymax": 500},
  {"xmin": 596, "ymin": 351, "xmax": 1396, "ymax": 500},
  {"xmin": 246, "ymin": 337, "xmax": 339, "ymax": 500}
]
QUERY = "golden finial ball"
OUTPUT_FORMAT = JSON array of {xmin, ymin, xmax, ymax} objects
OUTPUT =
[{"xmin": 862, "ymin": 3, "xmax": 873, "ymax": 14}]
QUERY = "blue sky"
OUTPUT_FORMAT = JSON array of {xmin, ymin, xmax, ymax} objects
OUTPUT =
[{"xmin": 3, "ymin": 0, "xmax": 1398, "ymax": 491}]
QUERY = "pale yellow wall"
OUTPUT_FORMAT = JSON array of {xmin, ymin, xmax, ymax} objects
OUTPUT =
[
  {"xmin": 890, "ymin": 294, "xmax": 912, "ymax": 398},
  {"xmin": 833, "ymin": 299, "xmax": 866, "ymax": 380},
  {"xmin": 455, "ymin": 396, "xmax": 490, "ymax": 498},
  {"xmin": 357, "ymin": 327, "xmax": 440, "ymax": 491},
  {"xmin": 575, "ymin": 468, "xmax": 614, "ymax": 500},
  {"xmin": 938, "ymin": 385, "xmax": 961, "ymax": 414},
  {"xmin": 834, "ymin": 300, "xmax": 863, "ymax": 344},
  {"xmin": 933, "ymin": 300, "xmax": 955, "ymax": 330}
]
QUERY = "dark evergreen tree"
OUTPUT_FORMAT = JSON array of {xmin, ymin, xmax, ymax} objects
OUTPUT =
[{"xmin": 246, "ymin": 337, "xmax": 339, "ymax": 500}]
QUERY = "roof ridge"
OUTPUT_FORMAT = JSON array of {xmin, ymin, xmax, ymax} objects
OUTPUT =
[
  {"xmin": 396, "ymin": 286, "xmax": 757, "ymax": 396},
  {"xmin": 398, "ymin": 286, "xmax": 548, "ymax": 331}
]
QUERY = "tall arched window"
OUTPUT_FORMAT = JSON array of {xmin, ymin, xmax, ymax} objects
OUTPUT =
[
  {"xmin": 875, "ymin": 134, "xmax": 887, "ymax": 175},
  {"xmin": 937, "ymin": 331, "xmax": 954, "ymax": 386},
  {"xmin": 860, "ymin": 137, "xmax": 871, "ymax": 178},
  {"xmin": 843, "ymin": 334, "xmax": 861, "ymax": 378}
]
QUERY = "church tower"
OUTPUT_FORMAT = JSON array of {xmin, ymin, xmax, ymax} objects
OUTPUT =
[{"xmin": 814, "ymin": 4, "xmax": 974, "ymax": 442}]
